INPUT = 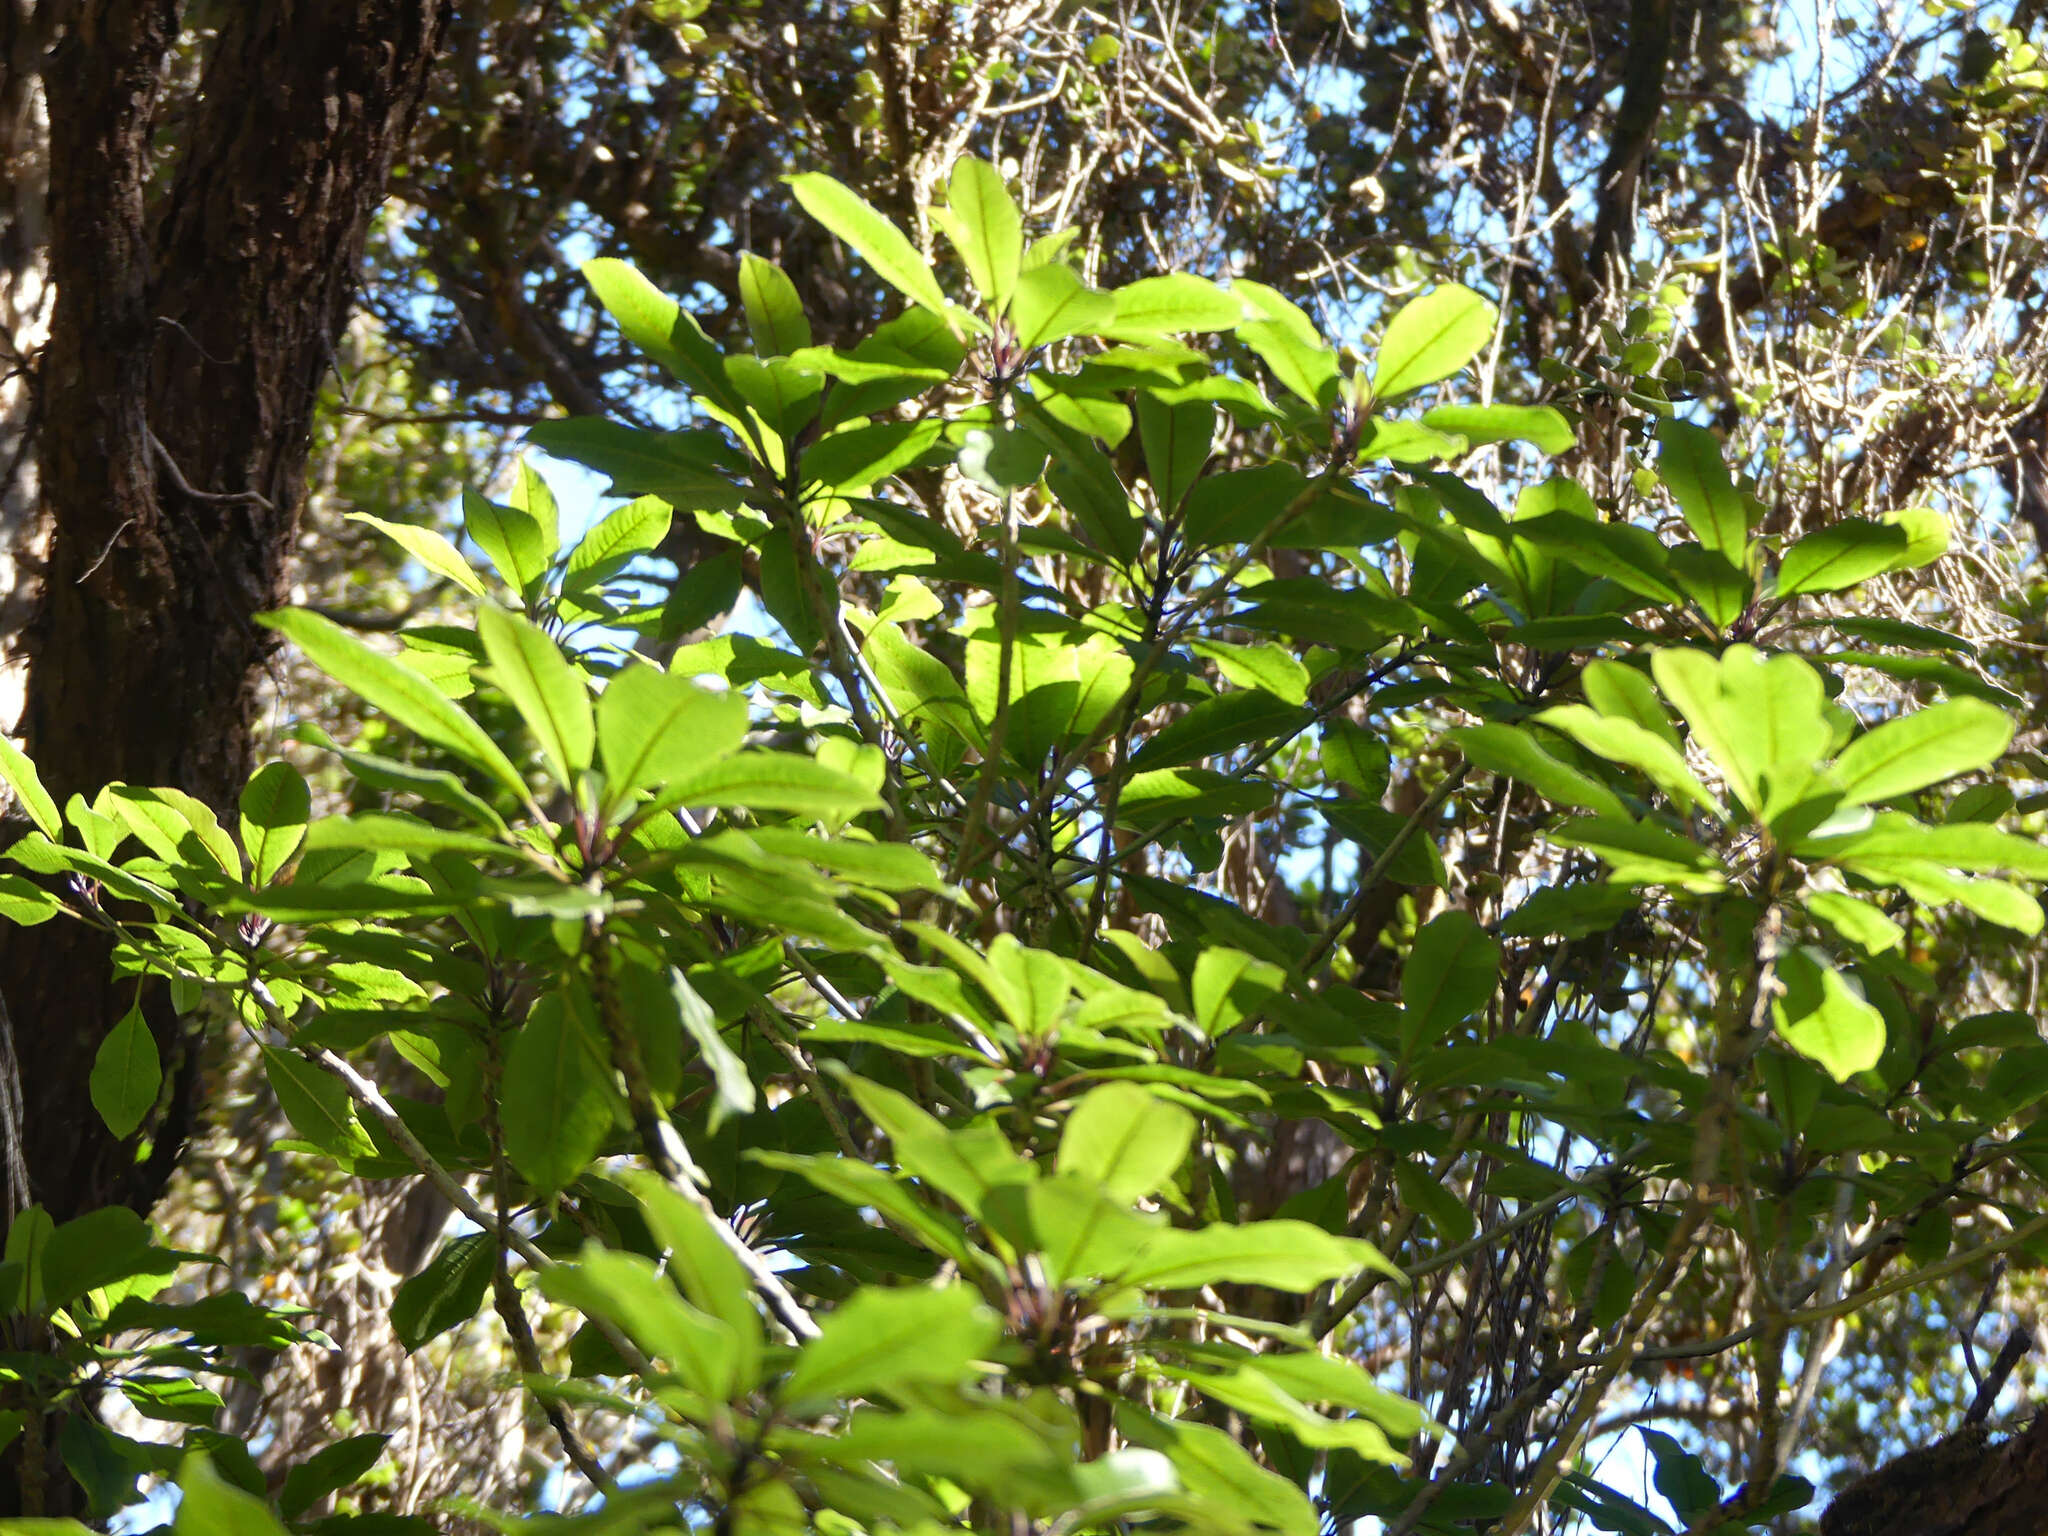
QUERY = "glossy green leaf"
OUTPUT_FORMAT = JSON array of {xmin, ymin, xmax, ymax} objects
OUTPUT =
[
  {"xmin": 1371, "ymin": 284, "xmax": 1496, "ymax": 400},
  {"xmin": 263, "ymin": 1047, "xmax": 373, "ymax": 1160},
  {"xmin": 1536, "ymin": 705, "xmax": 1723, "ymax": 817},
  {"xmin": 0, "ymin": 731, "xmax": 61, "ymax": 839},
  {"xmin": 279, "ymin": 1433, "xmax": 391, "ymax": 1520},
  {"xmin": 1776, "ymin": 517, "xmax": 1914, "ymax": 595},
  {"xmin": 619, "ymin": 1171, "xmax": 766, "ymax": 1383},
  {"xmin": 670, "ymin": 967, "xmax": 754, "ymax": 1129},
  {"xmin": 656, "ymin": 752, "xmax": 883, "ymax": 819},
  {"xmin": 1773, "ymin": 948, "xmax": 1885, "ymax": 1082},
  {"xmin": 1420, "ymin": 402, "xmax": 1574, "ymax": 454},
  {"xmin": 1113, "ymin": 1219, "xmax": 1401, "ymax": 1291},
  {"xmin": 541, "ymin": 1248, "xmax": 743, "ymax": 1399},
  {"xmin": 783, "ymin": 1283, "xmax": 998, "ymax": 1404},
  {"xmin": 1010, "ymin": 263, "xmax": 1117, "ymax": 349},
  {"xmin": 41, "ymin": 1207, "xmax": 179, "ymax": 1308},
  {"xmin": 788, "ymin": 173, "xmax": 951, "ymax": 316},
  {"xmin": 528, "ymin": 418, "xmax": 741, "ymax": 508},
  {"xmin": 1132, "ymin": 690, "xmax": 1308, "ymax": 772},
  {"xmin": 1109, "ymin": 273, "xmax": 1242, "ymax": 337},
  {"xmin": 1830, "ymin": 698, "xmax": 2011, "ymax": 806},
  {"xmin": 501, "ymin": 991, "xmax": 614, "ymax": 1196},
  {"xmin": 346, "ymin": 513, "xmax": 486, "ymax": 597},
  {"xmin": 1135, "ymin": 393, "xmax": 1214, "ymax": 511},
  {"xmin": 596, "ymin": 663, "xmax": 747, "ymax": 808},
  {"xmin": 477, "ymin": 605, "xmax": 594, "ymax": 789},
  {"xmin": 464, "ymin": 481, "xmax": 552, "ymax": 602},
  {"xmin": 1650, "ymin": 645, "xmax": 1830, "ymax": 822},
  {"xmin": 1321, "ymin": 723, "xmax": 1392, "ymax": 799},
  {"xmin": 1238, "ymin": 320, "xmax": 1340, "ymax": 409},
  {"xmin": 175, "ymin": 1454, "xmax": 288, "ymax": 1536},
  {"xmin": 940, "ymin": 157, "xmax": 1023, "ymax": 309},
  {"xmin": 1447, "ymin": 723, "xmax": 1628, "ymax": 817},
  {"xmin": 1060, "ymin": 1082, "xmax": 1195, "ymax": 1204},
  {"xmin": 391, "ymin": 1232, "xmax": 496, "ymax": 1350},
  {"xmin": 1655, "ymin": 419, "xmax": 1748, "ymax": 557},
  {"xmin": 89, "ymin": 1007, "xmax": 160, "ymax": 1140},
  {"xmin": 581, "ymin": 258, "xmax": 744, "ymax": 415},
  {"xmin": 259, "ymin": 610, "xmax": 526, "ymax": 798},
  {"xmin": 1400, "ymin": 911, "xmax": 1500, "ymax": 1054},
  {"xmin": 739, "ymin": 252, "xmax": 812, "ymax": 356},
  {"xmin": 239, "ymin": 760, "xmax": 309, "ymax": 886}
]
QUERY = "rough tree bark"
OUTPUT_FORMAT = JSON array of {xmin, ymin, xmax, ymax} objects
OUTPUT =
[{"xmin": 0, "ymin": 0, "xmax": 451, "ymax": 1516}]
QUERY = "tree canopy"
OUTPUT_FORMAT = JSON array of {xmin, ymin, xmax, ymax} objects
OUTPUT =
[{"xmin": 1, "ymin": 2, "xmax": 2047, "ymax": 1533}]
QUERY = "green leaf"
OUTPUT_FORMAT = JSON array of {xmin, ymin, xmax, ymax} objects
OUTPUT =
[
  {"xmin": 670, "ymin": 967, "xmax": 754, "ymax": 1130},
  {"xmin": 541, "ymin": 1248, "xmax": 743, "ymax": 1399},
  {"xmin": 1060, "ymin": 1082, "xmax": 1195, "ymax": 1203},
  {"xmin": 262, "ymin": 1047, "xmax": 373, "ymax": 1159},
  {"xmin": 1371, "ymin": 284, "xmax": 1496, "ymax": 400},
  {"xmin": 1655, "ymin": 419, "xmax": 1748, "ymax": 558},
  {"xmin": 966, "ymin": 628, "xmax": 1136, "ymax": 772},
  {"xmin": 1536, "ymin": 705, "xmax": 1723, "ymax": 817},
  {"xmin": 1192, "ymin": 639, "xmax": 1311, "ymax": 706},
  {"xmin": 1885, "ymin": 506, "xmax": 1948, "ymax": 566},
  {"xmin": 657, "ymin": 752, "xmax": 883, "ymax": 820},
  {"xmin": 346, "ymin": 513, "xmax": 486, "ymax": 598},
  {"xmin": 0, "ymin": 731, "xmax": 61, "ymax": 839},
  {"xmin": 1549, "ymin": 814, "xmax": 1726, "ymax": 891},
  {"xmin": 175, "ymin": 1454, "xmax": 288, "ymax": 1536},
  {"xmin": 1238, "ymin": 320, "xmax": 1340, "ymax": 409},
  {"xmin": 527, "ymin": 418, "xmax": 741, "ymax": 508},
  {"xmin": 1803, "ymin": 890, "xmax": 1904, "ymax": 955},
  {"xmin": 1400, "ymin": 912, "xmax": 1500, "ymax": 1055},
  {"xmin": 1830, "ymin": 699, "xmax": 2011, "ymax": 806},
  {"xmin": 89, "ymin": 1007, "xmax": 161, "ymax": 1140},
  {"xmin": 581, "ymin": 258, "xmax": 744, "ymax": 415},
  {"xmin": 1113, "ymin": 1219, "xmax": 1401, "ymax": 1291},
  {"xmin": 566, "ymin": 494, "xmax": 675, "ymax": 586},
  {"xmin": 279, "ymin": 1434, "xmax": 390, "ymax": 1521},
  {"xmin": 258, "ymin": 610, "xmax": 526, "ymax": 798},
  {"xmin": 803, "ymin": 419, "xmax": 945, "ymax": 493},
  {"xmin": 738, "ymin": 252, "xmax": 812, "ymax": 356},
  {"xmin": 1447, "ymin": 724, "xmax": 1629, "ymax": 817},
  {"xmin": 1650, "ymin": 645, "xmax": 1830, "ymax": 823},
  {"xmin": 391, "ymin": 1232, "xmax": 496, "ymax": 1350},
  {"xmin": 500, "ymin": 991, "xmax": 614, "ymax": 1196},
  {"xmin": 1359, "ymin": 420, "xmax": 1468, "ymax": 463},
  {"xmin": 1108, "ymin": 274, "xmax": 1242, "ymax": 338},
  {"xmin": 1515, "ymin": 514, "xmax": 1683, "ymax": 604},
  {"xmin": 618, "ymin": 1171, "xmax": 765, "ymax": 1385},
  {"xmin": 596, "ymin": 662, "xmax": 747, "ymax": 809},
  {"xmin": 1669, "ymin": 543, "xmax": 1752, "ymax": 630},
  {"xmin": 1775, "ymin": 517, "xmax": 1914, "ymax": 596},
  {"xmin": 1773, "ymin": 948, "xmax": 1885, "ymax": 1082},
  {"xmin": 1580, "ymin": 659, "xmax": 1682, "ymax": 750},
  {"xmin": 1135, "ymin": 393, "xmax": 1214, "ymax": 512},
  {"xmin": 788, "ymin": 173, "xmax": 951, "ymax": 317},
  {"xmin": 940, "ymin": 157, "xmax": 1023, "ymax": 310},
  {"xmin": 783, "ymin": 1283, "xmax": 998, "ymax": 1404},
  {"xmin": 1322, "ymin": 723, "xmax": 1392, "ymax": 799},
  {"xmin": 1420, "ymin": 403, "xmax": 1574, "ymax": 454},
  {"xmin": 1016, "ymin": 401, "xmax": 1142, "ymax": 561},
  {"xmin": 1131, "ymin": 689, "xmax": 1308, "ymax": 773},
  {"xmin": 476, "ymin": 605, "xmax": 594, "ymax": 790},
  {"xmin": 1009, "ymin": 263, "xmax": 1117, "ymax": 349},
  {"xmin": 43, "ymin": 1206, "xmax": 181, "ymax": 1308},
  {"xmin": 239, "ymin": 761, "xmax": 309, "ymax": 887},
  {"xmin": 463, "ymin": 487, "xmax": 553, "ymax": 605}
]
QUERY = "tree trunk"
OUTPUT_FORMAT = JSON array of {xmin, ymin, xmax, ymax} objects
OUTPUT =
[{"xmin": 0, "ymin": 0, "xmax": 451, "ymax": 1517}]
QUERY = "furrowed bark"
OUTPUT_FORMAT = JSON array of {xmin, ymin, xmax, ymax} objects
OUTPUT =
[{"xmin": 0, "ymin": 0, "xmax": 450, "ymax": 1516}]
